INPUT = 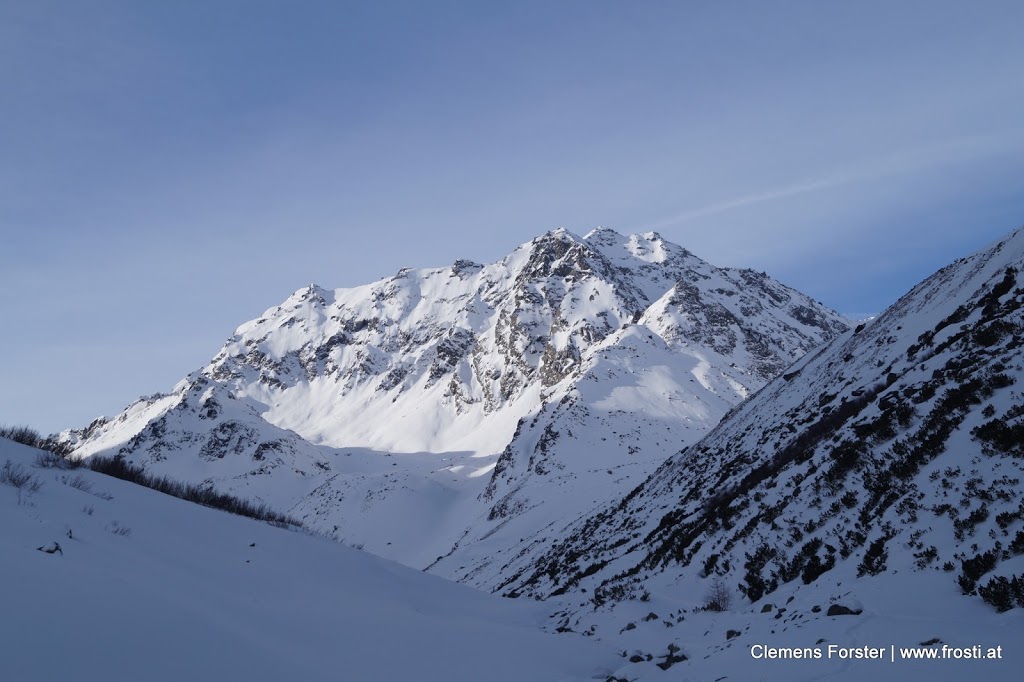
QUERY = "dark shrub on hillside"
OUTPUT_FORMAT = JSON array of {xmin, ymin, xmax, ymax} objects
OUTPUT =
[
  {"xmin": 1009, "ymin": 530, "xmax": 1024, "ymax": 557},
  {"xmin": 701, "ymin": 577, "xmax": 732, "ymax": 612},
  {"xmin": 959, "ymin": 549, "xmax": 999, "ymax": 594},
  {"xmin": 778, "ymin": 538, "xmax": 836, "ymax": 585},
  {"xmin": 978, "ymin": 575, "xmax": 1024, "ymax": 613},
  {"xmin": 741, "ymin": 543, "xmax": 777, "ymax": 603},
  {"xmin": 1, "ymin": 460, "xmax": 41, "ymax": 490},
  {"xmin": 802, "ymin": 551, "xmax": 836, "ymax": 584},
  {"xmin": 88, "ymin": 456, "xmax": 301, "ymax": 527},
  {"xmin": 824, "ymin": 440, "xmax": 866, "ymax": 485},
  {"xmin": 34, "ymin": 450, "xmax": 66, "ymax": 469},
  {"xmin": 0, "ymin": 424, "xmax": 43, "ymax": 448},
  {"xmin": 972, "ymin": 418, "xmax": 1024, "ymax": 457},
  {"xmin": 858, "ymin": 534, "xmax": 890, "ymax": 577}
]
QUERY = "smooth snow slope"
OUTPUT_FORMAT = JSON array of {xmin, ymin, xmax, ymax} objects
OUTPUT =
[{"xmin": 0, "ymin": 437, "xmax": 617, "ymax": 682}]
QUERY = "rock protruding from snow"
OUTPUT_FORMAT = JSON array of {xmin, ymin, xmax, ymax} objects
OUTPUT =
[
  {"xmin": 498, "ymin": 226, "xmax": 1024, "ymax": 625},
  {"xmin": 57, "ymin": 228, "xmax": 848, "ymax": 579}
]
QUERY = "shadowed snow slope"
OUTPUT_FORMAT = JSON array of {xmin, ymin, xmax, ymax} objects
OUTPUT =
[{"xmin": 0, "ymin": 437, "xmax": 617, "ymax": 682}]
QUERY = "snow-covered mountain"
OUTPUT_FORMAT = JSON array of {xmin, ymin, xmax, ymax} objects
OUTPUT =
[
  {"xmin": 34, "ymin": 225, "xmax": 1024, "ymax": 681},
  {"xmin": 57, "ymin": 227, "xmax": 848, "ymax": 576},
  {"xmin": 485, "ymin": 227, "xmax": 1024, "ymax": 679}
]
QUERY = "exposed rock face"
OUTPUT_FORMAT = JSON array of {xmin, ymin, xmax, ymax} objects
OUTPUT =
[
  {"xmin": 494, "ymin": 228, "xmax": 1024, "ymax": 621},
  {"xmin": 57, "ymin": 227, "xmax": 848, "ymax": 577}
]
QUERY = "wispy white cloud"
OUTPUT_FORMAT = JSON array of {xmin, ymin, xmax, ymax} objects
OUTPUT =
[
  {"xmin": 640, "ymin": 128, "xmax": 1024, "ymax": 231},
  {"xmin": 641, "ymin": 177, "xmax": 850, "ymax": 230}
]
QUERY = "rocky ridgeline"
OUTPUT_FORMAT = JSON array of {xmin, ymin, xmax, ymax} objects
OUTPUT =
[
  {"xmin": 55, "ymin": 227, "xmax": 848, "ymax": 578},
  {"xmin": 495, "ymin": 227, "xmax": 1024, "ymax": 619}
]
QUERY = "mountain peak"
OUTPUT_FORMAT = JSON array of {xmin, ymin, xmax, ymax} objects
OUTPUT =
[
  {"xmin": 496, "ymin": 224, "xmax": 1024, "ymax": 632},
  {"xmin": 59, "ymin": 220, "xmax": 851, "ymax": 589},
  {"xmin": 285, "ymin": 283, "xmax": 331, "ymax": 306},
  {"xmin": 583, "ymin": 225, "xmax": 625, "ymax": 241},
  {"xmin": 539, "ymin": 226, "xmax": 581, "ymax": 243}
]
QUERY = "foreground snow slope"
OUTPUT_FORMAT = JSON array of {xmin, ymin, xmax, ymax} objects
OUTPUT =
[
  {"xmin": 0, "ymin": 437, "xmax": 617, "ymax": 682},
  {"xmin": 56, "ymin": 228, "xmax": 847, "ymax": 577},
  {"xmin": 535, "ymin": 566, "xmax": 1023, "ymax": 681}
]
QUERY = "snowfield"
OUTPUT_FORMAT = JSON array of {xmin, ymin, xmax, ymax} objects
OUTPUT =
[
  {"xmin": 0, "ymin": 437, "xmax": 618, "ymax": 682},
  {"xmin": 5, "ymin": 432, "xmax": 1020, "ymax": 681}
]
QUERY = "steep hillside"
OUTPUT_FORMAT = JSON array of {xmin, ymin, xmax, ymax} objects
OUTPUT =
[
  {"xmin": 58, "ymin": 377, "xmax": 333, "ymax": 504},
  {"xmin": 487, "ymin": 226, "xmax": 1024, "ymax": 678},
  {"xmin": 446, "ymin": 225, "xmax": 1024, "ymax": 675},
  {"xmin": 56, "ymin": 228, "xmax": 847, "ymax": 574}
]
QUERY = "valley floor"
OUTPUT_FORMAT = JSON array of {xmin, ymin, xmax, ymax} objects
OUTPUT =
[
  {"xmin": 0, "ymin": 437, "xmax": 617, "ymax": 682},
  {"xmin": 4, "ymin": 436, "xmax": 1022, "ymax": 681}
]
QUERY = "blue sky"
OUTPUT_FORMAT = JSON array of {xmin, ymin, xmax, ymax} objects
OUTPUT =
[{"xmin": 3, "ymin": 0, "xmax": 1024, "ymax": 433}]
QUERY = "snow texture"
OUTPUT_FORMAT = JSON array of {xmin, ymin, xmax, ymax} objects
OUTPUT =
[
  {"xmin": 495, "ymin": 227, "xmax": 1024, "ymax": 679},
  {"xmin": 0, "ymin": 436, "xmax": 618, "ymax": 682},
  {"xmin": 57, "ymin": 228, "xmax": 848, "ymax": 580}
]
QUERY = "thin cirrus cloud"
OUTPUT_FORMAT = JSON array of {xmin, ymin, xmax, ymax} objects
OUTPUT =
[{"xmin": 642, "ymin": 129, "xmax": 1024, "ymax": 233}]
